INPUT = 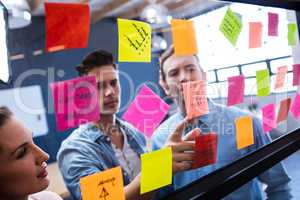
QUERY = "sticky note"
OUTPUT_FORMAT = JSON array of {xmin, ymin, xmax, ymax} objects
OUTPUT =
[
  {"xmin": 182, "ymin": 80, "xmax": 209, "ymax": 119},
  {"xmin": 80, "ymin": 166, "xmax": 125, "ymax": 200},
  {"xmin": 235, "ymin": 116, "xmax": 254, "ymax": 150},
  {"xmin": 219, "ymin": 8, "xmax": 243, "ymax": 46},
  {"xmin": 141, "ymin": 147, "xmax": 172, "ymax": 194},
  {"xmin": 291, "ymin": 93, "xmax": 300, "ymax": 119},
  {"xmin": 268, "ymin": 12, "xmax": 278, "ymax": 36},
  {"xmin": 292, "ymin": 64, "xmax": 300, "ymax": 86},
  {"xmin": 122, "ymin": 85, "xmax": 170, "ymax": 137},
  {"xmin": 50, "ymin": 76, "xmax": 100, "ymax": 131},
  {"xmin": 171, "ymin": 19, "xmax": 198, "ymax": 55},
  {"xmin": 275, "ymin": 66, "xmax": 288, "ymax": 89},
  {"xmin": 192, "ymin": 133, "xmax": 218, "ymax": 169},
  {"xmin": 227, "ymin": 75, "xmax": 245, "ymax": 106},
  {"xmin": 288, "ymin": 23, "xmax": 297, "ymax": 46},
  {"xmin": 262, "ymin": 104, "xmax": 276, "ymax": 132},
  {"xmin": 118, "ymin": 18, "xmax": 151, "ymax": 62},
  {"xmin": 256, "ymin": 69, "xmax": 270, "ymax": 97},
  {"xmin": 45, "ymin": 2, "xmax": 90, "ymax": 52},
  {"xmin": 277, "ymin": 98, "xmax": 291, "ymax": 123},
  {"xmin": 249, "ymin": 22, "xmax": 262, "ymax": 48}
]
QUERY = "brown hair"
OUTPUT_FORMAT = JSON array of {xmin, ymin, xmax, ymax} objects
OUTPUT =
[
  {"xmin": 159, "ymin": 45, "xmax": 202, "ymax": 81},
  {"xmin": 76, "ymin": 49, "xmax": 117, "ymax": 76},
  {"xmin": 0, "ymin": 106, "xmax": 12, "ymax": 128}
]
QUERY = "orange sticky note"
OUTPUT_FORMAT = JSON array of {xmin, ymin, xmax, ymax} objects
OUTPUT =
[
  {"xmin": 45, "ymin": 2, "xmax": 90, "ymax": 52},
  {"xmin": 275, "ymin": 66, "xmax": 288, "ymax": 89},
  {"xmin": 235, "ymin": 116, "xmax": 254, "ymax": 150},
  {"xmin": 249, "ymin": 22, "xmax": 262, "ymax": 48},
  {"xmin": 79, "ymin": 167, "xmax": 125, "ymax": 200},
  {"xmin": 171, "ymin": 19, "xmax": 198, "ymax": 56},
  {"xmin": 182, "ymin": 80, "xmax": 209, "ymax": 119}
]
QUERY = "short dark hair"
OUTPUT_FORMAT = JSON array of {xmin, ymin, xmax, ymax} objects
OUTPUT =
[
  {"xmin": 76, "ymin": 49, "xmax": 117, "ymax": 76},
  {"xmin": 0, "ymin": 106, "xmax": 12, "ymax": 128},
  {"xmin": 159, "ymin": 45, "xmax": 202, "ymax": 81}
]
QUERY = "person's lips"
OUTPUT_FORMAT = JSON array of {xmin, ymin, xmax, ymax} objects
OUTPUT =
[
  {"xmin": 37, "ymin": 162, "xmax": 48, "ymax": 179},
  {"xmin": 104, "ymin": 99, "xmax": 118, "ymax": 106}
]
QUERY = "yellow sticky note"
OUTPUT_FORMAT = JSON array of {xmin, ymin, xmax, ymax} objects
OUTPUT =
[
  {"xmin": 141, "ymin": 147, "xmax": 172, "ymax": 194},
  {"xmin": 171, "ymin": 19, "xmax": 198, "ymax": 55},
  {"xmin": 79, "ymin": 166, "xmax": 125, "ymax": 200},
  {"xmin": 235, "ymin": 116, "xmax": 254, "ymax": 150},
  {"xmin": 118, "ymin": 18, "xmax": 151, "ymax": 62}
]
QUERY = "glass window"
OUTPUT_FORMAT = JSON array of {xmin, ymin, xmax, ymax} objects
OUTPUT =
[
  {"xmin": 217, "ymin": 67, "xmax": 240, "ymax": 81},
  {"xmin": 241, "ymin": 63, "xmax": 268, "ymax": 77}
]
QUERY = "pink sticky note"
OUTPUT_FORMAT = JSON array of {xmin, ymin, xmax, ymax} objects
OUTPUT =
[
  {"xmin": 268, "ymin": 12, "xmax": 279, "ymax": 36},
  {"xmin": 291, "ymin": 93, "xmax": 300, "ymax": 119},
  {"xmin": 227, "ymin": 75, "xmax": 245, "ymax": 106},
  {"xmin": 50, "ymin": 76, "xmax": 100, "ymax": 131},
  {"xmin": 122, "ymin": 85, "xmax": 170, "ymax": 137},
  {"xmin": 182, "ymin": 80, "xmax": 209, "ymax": 119},
  {"xmin": 249, "ymin": 22, "xmax": 263, "ymax": 48},
  {"xmin": 275, "ymin": 66, "xmax": 288, "ymax": 89},
  {"xmin": 262, "ymin": 104, "xmax": 276, "ymax": 132},
  {"xmin": 293, "ymin": 64, "xmax": 300, "ymax": 86}
]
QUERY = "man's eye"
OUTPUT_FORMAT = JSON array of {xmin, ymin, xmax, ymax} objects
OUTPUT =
[
  {"xmin": 16, "ymin": 147, "xmax": 27, "ymax": 159},
  {"xmin": 110, "ymin": 79, "xmax": 118, "ymax": 87},
  {"xmin": 97, "ymin": 82, "xmax": 104, "ymax": 89},
  {"xmin": 169, "ymin": 70, "xmax": 178, "ymax": 77}
]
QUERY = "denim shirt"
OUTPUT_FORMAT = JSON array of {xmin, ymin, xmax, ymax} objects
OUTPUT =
[
  {"xmin": 152, "ymin": 100, "xmax": 292, "ymax": 200},
  {"xmin": 57, "ymin": 118, "xmax": 147, "ymax": 200}
]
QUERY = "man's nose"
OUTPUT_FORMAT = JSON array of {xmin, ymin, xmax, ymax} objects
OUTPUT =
[
  {"xmin": 104, "ymin": 85, "xmax": 115, "ymax": 96},
  {"xmin": 179, "ymin": 71, "xmax": 188, "ymax": 83}
]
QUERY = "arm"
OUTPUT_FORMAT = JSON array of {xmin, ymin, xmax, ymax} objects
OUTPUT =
[{"xmin": 253, "ymin": 117, "xmax": 292, "ymax": 200}]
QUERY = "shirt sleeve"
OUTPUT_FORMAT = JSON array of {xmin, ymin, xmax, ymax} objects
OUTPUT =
[
  {"xmin": 252, "ymin": 117, "xmax": 292, "ymax": 200},
  {"xmin": 57, "ymin": 143, "xmax": 104, "ymax": 200}
]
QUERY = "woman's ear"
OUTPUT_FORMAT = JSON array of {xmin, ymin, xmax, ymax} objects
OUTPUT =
[{"xmin": 159, "ymin": 77, "xmax": 170, "ymax": 96}]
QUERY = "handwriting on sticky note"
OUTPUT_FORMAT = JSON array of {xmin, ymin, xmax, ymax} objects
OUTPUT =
[
  {"xmin": 122, "ymin": 84, "xmax": 170, "ymax": 137},
  {"xmin": 118, "ymin": 18, "xmax": 151, "ymax": 62},
  {"xmin": 291, "ymin": 93, "xmax": 300, "ymax": 119},
  {"xmin": 227, "ymin": 75, "xmax": 245, "ymax": 106},
  {"xmin": 50, "ymin": 76, "xmax": 100, "ymax": 131},
  {"xmin": 249, "ymin": 22, "xmax": 262, "ymax": 48},
  {"xmin": 171, "ymin": 19, "xmax": 198, "ymax": 55},
  {"xmin": 80, "ymin": 166, "xmax": 125, "ymax": 200},
  {"xmin": 293, "ymin": 64, "xmax": 300, "ymax": 86},
  {"xmin": 182, "ymin": 80, "xmax": 209, "ymax": 119},
  {"xmin": 192, "ymin": 132, "xmax": 218, "ymax": 169},
  {"xmin": 262, "ymin": 103, "xmax": 276, "ymax": 132},
  {"xmin": 277, "ymin": 98, "xmax": 291, "ymax": 123},
  {"xmin": 275, "ymin": 66, "xmax": 288, "ymax": 89},
  {"xmin": 235, "ymin": 116, "xmax": 254, "ymax": 150},
  {"xmin": 219, "ymin": 8, "xmax": 243, "ymax": 46},
  {"xmin": 268, "ymin": 12, "xmax": 278, "ymax": 36},
  {"xmin": 141, "ymin": 147, "xmax": 172, "ymax": 194},
  {"xmin": 288, "ymin": 23, "xmax": 297, "ymax": 46},
  {"xmin": 256, "ymin": 69, "xmax": 270, "ymax": 97},
  {"xmin": 45, "ymin": 2, "xmax": 90, "ymax": 52}
]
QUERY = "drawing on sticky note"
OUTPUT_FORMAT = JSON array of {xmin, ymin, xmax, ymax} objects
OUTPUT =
[{"xmin": 99, "ymin": 187, "xmax": 109, "ymax": 200}]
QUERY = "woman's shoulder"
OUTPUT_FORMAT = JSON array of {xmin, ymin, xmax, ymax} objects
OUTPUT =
[{"xmin": 29, "ymin": 191, "xmax": 63, "ymax": 200}]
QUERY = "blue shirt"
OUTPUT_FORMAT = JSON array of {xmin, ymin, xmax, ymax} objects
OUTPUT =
[
  {"xmin": 152, "ymin": 100, "xmax": 292, "ymax": 200},
  {"xmin": 57, "ymin": 118, "xmax": 147, "ymax": 200}
]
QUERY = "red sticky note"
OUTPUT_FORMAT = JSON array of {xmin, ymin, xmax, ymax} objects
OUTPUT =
[
  {"xmin": 262, "ymin": 104, "xmax": 276, "ymax": 132},
  {"xmin": 182, "ymin": 80, "xmax": 209, "ymax": 119},
  {"xmin": 268, "ymin": 12, "xmax": 279, "ymax": 36},
  {"xmin": 122, "ymin": 85, "xmax": 170, "ymax": 138},
  {"xmin": 292, "ymin": 64, "xmax": 300, "ymax": 86},
  {"xmin": 192, "ymin": 132, "xmax": 218, "ymax": 169},
  {"xmin": 277, "ymin": 98, "xmax": 291, "ymax": 123},
  {"xmin": 291, "ymin": 93, "xmax": 300, "ymax": 119},
  {"xmin": 45, "ymin": 2, "xmax": 90, "ymax": 52},
  {"xmin": 249, "ymin": 22, "xmax": 263, "ymax": 48},
  {"xmin": 274, "ymin": 66, "xmax": 288, "ymax": 89},
  {"xmin": 227, "ymin": 75, "xmax": 245, "ymax": 106},
  {"xmin": 50, "ymin": 76, "xmax": 100, "ymax": 131}
]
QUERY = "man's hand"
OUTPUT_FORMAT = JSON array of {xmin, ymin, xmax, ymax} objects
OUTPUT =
[{"xmin": 164, "ymin": 118, "xmax": 201, "ymax": 174}]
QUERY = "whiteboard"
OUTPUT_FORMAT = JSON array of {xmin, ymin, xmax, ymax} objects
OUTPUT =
[{"xmin": 0, "ymin": 85, "xmax": 48, "ymax": 137}]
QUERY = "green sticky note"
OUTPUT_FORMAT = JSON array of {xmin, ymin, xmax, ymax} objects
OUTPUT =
[
  {"xmin": 141, "ymin": 147, "xmax": 172, "ymax": 194},
  {"xmin": 256, "ymin": 69, "xmax": 270, "ymax": 97},
  {"xmin": 219, "ymin": 8, "xmax": 243, "ymax": 46},
  {"xmin": 288, "ymin": 23, "xmax": 297, "ymax": 46},
  {"xmin": 118, "ymin": 18, "xmax": 151, "ymax": 62}
]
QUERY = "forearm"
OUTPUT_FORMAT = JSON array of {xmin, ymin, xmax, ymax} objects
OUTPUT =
[{"xmin": 124, "ymin": 173, "xmax": 156, "ymax": 200}]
